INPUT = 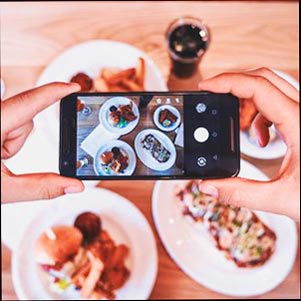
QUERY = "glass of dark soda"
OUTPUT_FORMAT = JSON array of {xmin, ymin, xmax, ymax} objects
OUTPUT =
[{"xmin": 166, "ymin": 17, "xmax": 209, "ymax": 78}]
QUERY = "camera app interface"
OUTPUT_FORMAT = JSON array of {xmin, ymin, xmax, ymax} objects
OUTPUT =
[{"xmin": 76, "ymin": 95, "xmax": 184, "ymax": 177}]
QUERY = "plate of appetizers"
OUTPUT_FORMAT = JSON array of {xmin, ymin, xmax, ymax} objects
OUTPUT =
[
  {"xmin": 152, "ymin": 160, "xmax": 298, "ymax": 297},
  {"xmin": 134, "ymin": 129, "xmax": 176, "ymax": 171},
  {"xmin": 99, "ymin": 97, "xmax": 140, "ymax": 135},
  {"xmin": 153, "ymin": 105, "xmax": 181, "ymax": 132},
  {"xmin": 12, "ymin": 188, "xmax": 158, "ymax": 300},
  {"xmin": 94, "ymin": 140, "xmax": 136, "ymax": 176}
]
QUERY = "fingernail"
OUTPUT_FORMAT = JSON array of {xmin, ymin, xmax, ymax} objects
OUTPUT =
[
  {"xmin": 199, "ymin": 183, "xmax": 219, "ymax": 197},
  {"xmin": 69, "ymin": 82, "xmax": 81, "ymax": 89},
  {"xmin": 64, "ymin": 186, "xmax": 82, "ymax": 194}
]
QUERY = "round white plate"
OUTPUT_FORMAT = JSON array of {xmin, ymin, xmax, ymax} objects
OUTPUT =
[
  {"xmin": 134, "ymin": 129, "xmax": 176, "ymax": 171},
  {"xmin": 94, "ymin": 140, "xmax": 136, "ymax": 176},
  {"xmin": 99, "ymin": 97, "xmax": 140, "ymax": 135},
  {"xmin": 12, "ymin": 188, "xmax": 158, "ymax": 300},
  {"xmin": 153, "ymin": 105, "xmax": 181, "ymax": 132},
  {"xmin": 152, "ymin": 159, "xmax": 298, "ymax": 297},
  {"xmin": 240, "ymin": 69, "xmax": 299, "ymax": 159}
]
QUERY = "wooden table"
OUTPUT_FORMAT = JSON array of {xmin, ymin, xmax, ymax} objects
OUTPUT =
[{"xmin": 1, "ymin": 1, "xmax": 299, "ymax": 299}]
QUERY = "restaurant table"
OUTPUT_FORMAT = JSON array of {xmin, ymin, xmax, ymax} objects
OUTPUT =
[{"xmin": 1, "ymin": 1, "xmax": 299, "ymax": 299}]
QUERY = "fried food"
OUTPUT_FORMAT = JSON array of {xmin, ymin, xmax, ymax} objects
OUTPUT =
[
  {"xmin": 36, "ymin": 212, "xmax": 130, "ymax": 300},
  {"xmin": 70, "ymin": 72, "xmax": 93, "ymax": 91},
  {"xmin": 72, "ymin": 58, "xmax": 146, "ymax": 93},
  {"xmin": 74, "ymin": 212, "xmax": 102, "ymax": 244}
]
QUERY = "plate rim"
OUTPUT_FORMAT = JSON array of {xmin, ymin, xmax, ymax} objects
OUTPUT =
[
  {"xmin": 12, "ymin": 187, "xmax": 158, "ymax": 300},
  {"xmin": 151, "ymin": 160, "xmax": 298, "ymax": 297}
]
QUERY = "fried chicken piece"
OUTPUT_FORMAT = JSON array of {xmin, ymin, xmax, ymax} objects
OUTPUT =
[
  {"xmin": 119, "ymin": 103, "xmax": 137, "ymax": 122},
  {"xmin": 70, "ymin": 73, "xmax": 93, "ymax": 91}
]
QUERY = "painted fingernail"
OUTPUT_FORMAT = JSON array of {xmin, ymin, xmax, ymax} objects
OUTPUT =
[
  {"xmin": 64, "ymin": 186, "xmax": 82, "ymax": 194},
  {"xmin": 199, "ymin": 183, "xmax": 219, "ymax": 197}
]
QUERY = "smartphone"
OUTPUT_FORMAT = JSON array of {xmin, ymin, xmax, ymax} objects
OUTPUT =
[{"xmin": 60, "ymin": 92, "xmax": 240, "ymax": 180}]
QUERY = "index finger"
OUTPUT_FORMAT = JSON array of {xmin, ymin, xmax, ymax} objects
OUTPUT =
[
  {"xmin": 198, "ymin": 73, "xmax": 297, "ymax": 127},
  {"xmin": 1, "ymin": 82, "xmax": 80, "ymax": 134}
]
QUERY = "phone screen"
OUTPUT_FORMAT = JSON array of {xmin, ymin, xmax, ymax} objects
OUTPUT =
[{"xmin": 76, "ymin": 95, "xmax": 185, "ymax": 177}]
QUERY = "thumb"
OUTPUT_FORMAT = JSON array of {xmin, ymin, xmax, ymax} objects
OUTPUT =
[
  {"xmin": 2, "ymin": 172, "xmax": 84, "ymax": 203},
  {"xmin": 198, "ymin": 177, "xmax": 281, "ymax": 214}
]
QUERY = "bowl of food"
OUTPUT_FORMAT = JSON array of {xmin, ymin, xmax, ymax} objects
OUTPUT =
[
  {"xmin": 35, "ymin": 212, "xmax": 130, "ymax": 300},
  {"xmin": 134, "ymin": 129, "xmax": 176, "ymax": 171},
  {"xmin": 12, "ymin": 188, "xmax": 158, "ymax": 300},
  {"xmin": 99, "ymin": 97, "xmax": 140, "ymax": 135},
  {"xmin": 94, "ymin": 140, "xmax": 136, "ymax": 176},
  {"xmin": 153, "ymin": 105, "xmax": 181, "ymax": 132}
]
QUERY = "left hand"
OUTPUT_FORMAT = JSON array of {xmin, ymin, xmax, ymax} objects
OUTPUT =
[{"xmin": 1, "ymin": 82, "xmax": 85, "ymax": 203}]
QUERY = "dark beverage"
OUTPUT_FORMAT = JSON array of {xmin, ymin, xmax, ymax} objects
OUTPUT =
[{"xmin": 166, "ymin": 17, "xmax": 209, "ymax": 77}]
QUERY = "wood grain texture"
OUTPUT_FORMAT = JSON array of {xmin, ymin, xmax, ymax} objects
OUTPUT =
[{"xmin": 1, "ymin": 1, "xmax": 299, "ymax": 300}]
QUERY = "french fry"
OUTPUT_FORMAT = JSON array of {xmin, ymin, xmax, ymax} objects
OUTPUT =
[
  {"xmin": 102, "ymin": 68, "xmax": 136, "ymax": 85},
  {"xmin": 94, "ymin": 77, "xmax": 109, "ymax": 92},
  {"xmin": 105, "ymin": 244, "xmax": 129, "ymax": 270},
  {"xmin": 121, "ymin": 78, "xmax": 143, "ymax": 91},
  {"xmin": 135, "ymin": 57, "xmax": 145, "ymax": 86},
  {"xmin": 81, "ymin": 252, "xmax": 104, "ymax": 298},
  {"xmin": 108, "ymin": 84, "xmax": 130, "ymax": 92}
]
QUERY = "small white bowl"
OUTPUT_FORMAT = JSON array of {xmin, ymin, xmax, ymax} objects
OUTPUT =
[{"xmin": 153, "ymin": 105, "xmax": 181, "ymax": 132}]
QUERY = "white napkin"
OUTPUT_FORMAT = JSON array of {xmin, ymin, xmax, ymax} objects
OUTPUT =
[
  {"xmin": 174, "ymin": 123, "xmax": 184, "ymax": 147},
  {"xmin": 80, "ymin": 124, "xmax": 120, "ymax": 158}
]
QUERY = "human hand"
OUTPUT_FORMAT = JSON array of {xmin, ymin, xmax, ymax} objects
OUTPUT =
[
  {"xmin": 1, "ymin": 82, "xmax": 85, "ymax": 203},
  {"xmin": 198, "ymin": 68, "xmax": 300, "ymax": 222}
]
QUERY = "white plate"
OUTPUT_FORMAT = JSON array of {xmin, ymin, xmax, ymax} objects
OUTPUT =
[
  {"xmin": 240, "ymin": 69, "xmax": 299, "ymax": 159},
  {"xmin": 12, "ymin": 188, "xmax": 158, "ymax": 300},
  {"xmin": 94, "ymin": 140, "xmax": 136, "ymax": 176},
  {"xmin": 153, "ymin": 105, "xmax": 181, "ymax": 132},
  {"xmin": 152, "ymin": 159, "xmax": 298, "ymax": 297},
  {"xmin": 99, "ymin": 97, "xmax": 140, "ymax": 135},
  {"xmin": 134, "ymin": 129, "xmax": 176, "ymax": 171}
]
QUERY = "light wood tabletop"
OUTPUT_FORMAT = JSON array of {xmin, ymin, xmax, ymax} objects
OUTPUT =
[{"xmin": 1, "ymin": 1, "xmax": 299, "ymax": 299}]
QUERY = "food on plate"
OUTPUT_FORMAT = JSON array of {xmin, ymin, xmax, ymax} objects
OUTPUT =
[
  {"xmin": 141, "ymin": 134, "xmax": 171, "ymax": 163},
  {"xmin": 176, "ymin": 181, "xmax": 276, "ymax": 267},
  {"xmin": 70, "ymin": 58, "xmax": 145, "ymax": 92},
  {"xmin": 35, "ymin": 226, "xmax": 83, "ymax": 266},
  {"xmin": 108, "ymin": 102, "xmax": 137, "ymax": 128},
  {"xmin": 100, "ymin": 147, "xmax": 129, "ymax": 174},
  {"xmin": 159, "ymin": 108, "xmax": 178, "ymax": 128},
  {"xmin": 71, "ymin": 72, "xmax": 94, "ymax": 92},
  {"xmin": 239, "ymin": 99, "xmax": 258, "ymax": 131},
  {"xmin": 35, "ymin": 212, "xmax": 130, "ymax": 300},
  {"xmin": 75, "ymin": 212, "xmax": 102, "ymax": 244}
]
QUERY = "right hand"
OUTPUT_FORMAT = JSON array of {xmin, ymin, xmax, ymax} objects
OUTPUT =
[{"xmin": 198, "ymin": 68, "xmax": 300, "ymax": 222}]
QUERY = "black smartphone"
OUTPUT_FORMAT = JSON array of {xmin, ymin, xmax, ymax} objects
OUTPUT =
[{"xmin": 60, "ymin": 92, "xmax": 240, "ymax": 180}]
